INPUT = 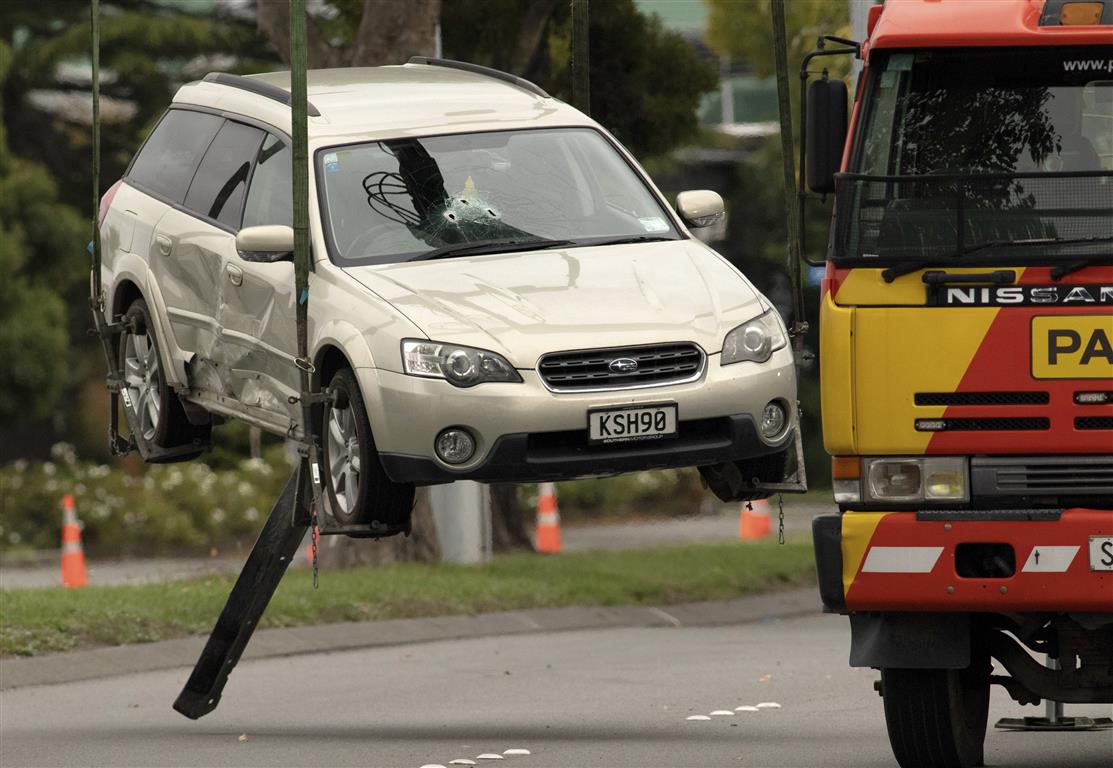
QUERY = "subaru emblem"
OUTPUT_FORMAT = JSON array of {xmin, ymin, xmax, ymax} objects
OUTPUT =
[{"xmin": 608, "ymin": 357, "xmax": 639, "ymax": 374}]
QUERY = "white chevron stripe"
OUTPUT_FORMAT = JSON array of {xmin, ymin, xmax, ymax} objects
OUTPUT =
[
  {"xmin": 1021, "ymin": 546, "xmax": 1079, "ymax": 573},
  {"xmin": 862, "ymin": 546, "xmax": 943, "ymax": 573}
]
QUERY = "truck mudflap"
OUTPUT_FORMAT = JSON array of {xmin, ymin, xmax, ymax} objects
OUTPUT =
[{"xmin": 815, "ymin": 509, "xmax": 1113, "ymax": 613}]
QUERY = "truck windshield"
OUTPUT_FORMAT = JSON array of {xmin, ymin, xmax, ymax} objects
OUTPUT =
[
  {"xmin": 838, "ymin": 46, "xmax": 1113, "ymax": 265},
  {"xmin": 316, "ymin": 128, "xmax": 680, "ymax": 266}
]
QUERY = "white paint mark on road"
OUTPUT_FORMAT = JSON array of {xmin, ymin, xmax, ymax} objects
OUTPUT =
[
  {"xmin": 756, "ymin": 702, "xmax": 782, "ymax": 709},
  {"xmin": 449, "ymin": 760, "xmax": 477, "ymax": 766},
  {"xmin": 686, "ymin": 715, "xmax": 711, "ymax": 721},
  {"xmin": 476, "ymin": 755, "xmax": 504, "ymax": 760},
  {"xmin": 710, "ymin": 710, "xmax": 735, "ymax": 716},
  {"xmin": 648, "ymin": 607, "xmax": 682, "ymax": 627},
  {"xmin": 419, "ymin": 765, "xmax": 447, "ymax": 768},
  {"xmin": 503, "ymin": 749, "xmax": 531, "ymax": 756},
  {"xmin": 735, "ymin": 706, "xmax": 760, "ymax": 712}
]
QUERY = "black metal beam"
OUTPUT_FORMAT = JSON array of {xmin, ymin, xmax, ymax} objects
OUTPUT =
[{"xmin": 173, "ymin": 465, "xmax": 310, "ymax": 719}]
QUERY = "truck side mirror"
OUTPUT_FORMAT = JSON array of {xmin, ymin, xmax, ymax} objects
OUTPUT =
[{"xmin": 806, "ymin": 79, "xmax": 848, "ymax": 194}]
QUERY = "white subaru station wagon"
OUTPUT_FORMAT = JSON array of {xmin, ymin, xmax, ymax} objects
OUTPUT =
[{"xmin": 98, "ymin": 59, "xmax": 798, "ymax": 534}]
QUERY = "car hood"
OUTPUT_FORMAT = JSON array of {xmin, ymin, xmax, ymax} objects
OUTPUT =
[{"xmin": 342, "ymin": 240, "xmax": 766, "ymax": 368}]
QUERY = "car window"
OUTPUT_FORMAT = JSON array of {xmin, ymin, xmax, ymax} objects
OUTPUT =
[
  {"xmin": 128, "ymin": 109, "xmax": 223, "ymax": 203},
  {"xmin": 317, "ymin": 128, "xmax": 679, "ymax": 265},
  {"xmin": 184, "ymin": 119, "xmax": 266, "ymax": 229},
  {"xmin": 243, "ymin": 135, "xmax": 292, "ymax": 228}
]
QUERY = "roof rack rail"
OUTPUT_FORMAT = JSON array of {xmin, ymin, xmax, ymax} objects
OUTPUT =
[
  {"xmin": 202, "ymin": 72, "xmax": 321, "ymax": 117},
  {"xmin": 406, "ymin": 57, "xmax": 550, "ymax": 99}
]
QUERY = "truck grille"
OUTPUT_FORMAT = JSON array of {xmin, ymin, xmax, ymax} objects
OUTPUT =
[
  {"xmin": 971, "ymin": 456, "xmax": 1113, "ymax": 496},
  {"xmin": 914, "ymin": 391, "xmax": 1049, "ymax": 406},
  {"xmin": 538, "ymin": 342, "xmax": 704, "ymax": 392},
  {"xmin": 1076, "ymin": 417, "xmax": 1113, "ymax": 430}
]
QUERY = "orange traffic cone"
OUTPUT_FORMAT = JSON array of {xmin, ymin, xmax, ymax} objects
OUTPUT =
[
  {"xmin": 739, "ymin": 499, "xmax": 772, "ymax": 541},
  {"xmin": 61, "ymin": 494, "xmax": 87, "ymax": 588},
  {"xmin": 535, "ymin": 482, "xmax": 562, "ymax": 553}
]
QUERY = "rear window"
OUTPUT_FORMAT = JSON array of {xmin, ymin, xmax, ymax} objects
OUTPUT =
[
  {"xmin": 128, "ymin": 109, "xmax": 222, "ymax": 203},
  {"xmin": 184, "ymin": 120, "xmax": 265, "ymax": 229}
]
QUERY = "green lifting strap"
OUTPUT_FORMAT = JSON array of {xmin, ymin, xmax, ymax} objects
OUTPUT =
[
  {"xmin": 90, "ymin": 0, "xmax": 101, "ymax": 310},
  {"xmin": 289, "ymin": 0, "xmax": 316, "ymax": 456}
]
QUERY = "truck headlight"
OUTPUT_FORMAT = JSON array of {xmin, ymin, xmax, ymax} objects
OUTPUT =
[
  {"xmin": 402, "ymin": 340, "xmax": 522, "ymax": 387},
  {"xmin": 722, "ymin": 310, "xmax": 787, "ymax": 365},
  {"xmin": 863, "ymin": 457, "xmax": 968, "ymax": 503}
]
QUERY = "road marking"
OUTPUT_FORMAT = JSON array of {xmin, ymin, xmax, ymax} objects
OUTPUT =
[
  {"xmin": 449, "ymin": 761, "xmax": 476, "ymax": 766},
  {"xmin": 476, "ymin": 754, "xmax": 504, "ymax": 760},
  {"xmin": 756, "ymin": 702, "xmax": 782, "ymax": 709},
  {"xmin": 735, "ymin": 705, "xmax": 760, "ymax": 712},
  {"xmin": 686, "ymin": 715, "xmax": 711, "ymax": 721},
  {"xmin": 1021, "ymin": 545, "xmax": 1079, "ymax": 572},
  {"xmin": 710, "ymin": 710, "xmax": 735, "ymax": 716},
  {"xmin": 861, "ymin": 546, "xmax": 943, "ymax": 573},
  {"xmin": 649, "ymin": 607, "xmax": 682, "ymax": 627},
  {"xmin": 503, "ymin": 749, "xmax": 531, "ymax": 756}
]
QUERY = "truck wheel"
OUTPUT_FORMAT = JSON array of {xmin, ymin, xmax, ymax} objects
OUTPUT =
[
  {"xmin": 119, "ymin": 299, "xmax": 205, "ymax": 457},
  {"xmin": 321, "ymin": 367, "xmax": 415, "ymax": 534},
  {"xmin": 881, "ymin": 658, "xmax": 990, "ymax": 768}
]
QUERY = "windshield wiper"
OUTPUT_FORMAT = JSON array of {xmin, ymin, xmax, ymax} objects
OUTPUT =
[
  {"xmin": 407, "ymin": 237, "xmax": 574, "ymax": 262},
  {"xmin": 881, "ymin": 236, "xmax": 1113, "ymax": 283},
  {"xmin": 584, "ymin": 235, "xmax": 677, "ymax": 246}
]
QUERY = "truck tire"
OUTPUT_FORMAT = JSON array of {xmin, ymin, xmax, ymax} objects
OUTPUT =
[
  {"xmin": 881, "ymin": 658, "xmax": 990, "ymax": 768},
  {"xmin": 320, "ymin": 367, "xmax": 415, "ymax": 534}
]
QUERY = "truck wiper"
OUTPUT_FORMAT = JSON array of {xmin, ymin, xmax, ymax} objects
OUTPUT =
[
  {"xmin": 408, "ymin": 237, "xmax": 574, "ymax": 262},
  {"xmin": 881, "ymin": 236, "xmax": 1113, "ymax": 283},
  {"xmin": 1050, "ymin": 253, "xmax": 1113, "ymax": 281}
]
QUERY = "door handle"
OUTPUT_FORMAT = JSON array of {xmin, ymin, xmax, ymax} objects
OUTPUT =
[
  {"xmin": 226, "ymin": 264, "xmax": 243, "ymax": 286},
  {"xmin": 155, "ymin": 234, "xmax": 172, "ymax": 256}
]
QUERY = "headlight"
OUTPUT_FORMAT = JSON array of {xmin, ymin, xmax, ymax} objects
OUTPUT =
[
  {"xmin": 401, "ymin": 340, "xmax": 522, "ymax": 387},
  {"xmin": 721, "ymin": 310, "xmax": 787, "ymax": 365},
  {"xmin": 863, "ymin": 457, "xmax": 968, "ymax": 503}
]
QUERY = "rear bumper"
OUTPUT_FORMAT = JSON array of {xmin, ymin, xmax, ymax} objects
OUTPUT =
[{"xmin": 814, "ymin": 508, "xmax": 1113, "ymax": 613}]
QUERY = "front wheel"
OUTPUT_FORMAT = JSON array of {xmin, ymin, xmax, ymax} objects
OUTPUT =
[
  {"xmin": 882, "ymin": 658, "xmax": 991, "ymax": 768},
  {"xmin": 320, "ymin": 367, "xmax": 414, "ymax": 534}
]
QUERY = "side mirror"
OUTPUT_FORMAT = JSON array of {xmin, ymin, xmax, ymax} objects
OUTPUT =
[
  {"xmin": 236, "ymin": 225, "xmax": 294, "ymax": 263},
  {"xmin": 805, "ymin": 79, "xmax": 848, "ymax": 194},
  {"xmin": 676, "ymin": 190, "xmax": 725, "ymax": 228}
]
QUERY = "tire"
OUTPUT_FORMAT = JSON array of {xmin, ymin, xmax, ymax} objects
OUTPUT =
[
  {"xmin": 700, "ymin": 450, "xmax": 788, "ymax": 502},
  {"xmin": 882, "ymin": 655, "xmax": 991, "ymax": 768},
  {"xmin": 119, "ymin": 299, "xmax": 206, "ymax": 456},
  {"xmin": 320, "ymin": 367, "xmax": 415, "ymax": 533}
]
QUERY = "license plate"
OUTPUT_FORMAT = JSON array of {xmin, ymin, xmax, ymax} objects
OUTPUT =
[
  {"xmin": 1089, "ymin": 536, "xmax": 1113, "ymax": 571},
  {"xmin": 1031, "ymin": 315, "xmax": 1113, "ymax": 380},
  {"xmin": 588, "ymin": 404, "xmax": 678, "ymax": 445}
]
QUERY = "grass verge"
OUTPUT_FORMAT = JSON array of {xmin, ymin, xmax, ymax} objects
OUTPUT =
[{"xmin": 0, "ymin": 538, "xmax": 815, "ymax": 657}]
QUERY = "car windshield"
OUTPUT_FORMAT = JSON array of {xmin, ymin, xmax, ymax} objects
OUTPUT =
[
  {"xmin": 838, "ymin": 46, "xmax": 1113, "ymax": 264},
  {"xmin": 316, "ymin": 128, "xmax": 680, "ymax": 265}
]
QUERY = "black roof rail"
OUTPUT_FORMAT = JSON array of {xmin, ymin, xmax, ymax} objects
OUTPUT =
[
  {"xmin": 202, "ymin": 72, "xmax": 321, "ymax": 117},
  {"xmin": 406, "ymin": 57, "xmax": 550, "ymax": 99}
]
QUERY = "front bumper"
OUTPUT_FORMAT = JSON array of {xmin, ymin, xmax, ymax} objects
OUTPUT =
[
  {"xmin": 814, "ymin": 508, "xmax": 1113, "ymax": 613},
  {"xmin": 357, "ymin": 346, "xmax": 796, "ymax": 484}
]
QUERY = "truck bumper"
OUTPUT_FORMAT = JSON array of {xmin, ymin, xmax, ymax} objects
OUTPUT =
[{"xmin": 813, "ymin": 509, "xmax": 1113, "ymax": 613}]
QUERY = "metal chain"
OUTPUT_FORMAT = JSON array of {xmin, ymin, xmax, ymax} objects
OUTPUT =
[{"xmin": 777, "ymin": 493, "xmax": 785, "ymax": 545}]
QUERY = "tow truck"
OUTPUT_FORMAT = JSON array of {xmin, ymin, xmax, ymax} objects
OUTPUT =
[{"xmin": 799, "ymin": 1, "xmax": 1113, "ymax": 766}]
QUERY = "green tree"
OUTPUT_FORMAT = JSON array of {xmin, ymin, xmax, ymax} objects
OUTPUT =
[{"xmin": 0, "ymin": 40, "xmax": 84, "ymax": 425}]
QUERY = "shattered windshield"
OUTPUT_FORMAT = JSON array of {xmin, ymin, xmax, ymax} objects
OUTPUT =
[
  {"xmin": 316, "ymin": 128, "xmax": 680, "ymax": 265},
  {"xmin": 839, "ymin": 46, "xmax": 1113, "ymax": 264}
]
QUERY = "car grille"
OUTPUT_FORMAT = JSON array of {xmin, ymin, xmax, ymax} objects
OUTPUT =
[
  {"xmin": 914, "ymin": 391, "xmax": 1049, "ymax": 406},
  {"xmin": 538, "ymin": 342, "xmax": 704, "ymax": 392},
  {"xmin": 971, "ymin": 456, "xmax": 1113, "ymax": 496}
]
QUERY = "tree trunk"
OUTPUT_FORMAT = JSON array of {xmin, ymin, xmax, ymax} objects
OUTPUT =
[
  {"xmin": 256, "ymin": 0, "xmax": 442, "ymax": 69},
  {"xmin": 490, "ymin": 483, "xmax": 535, "ymax": 552}
]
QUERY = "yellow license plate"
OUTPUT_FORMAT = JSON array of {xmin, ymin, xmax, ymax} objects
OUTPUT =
[{"xmin": 1031, "ymin": 315, "xmax": 1113, "ymax": 379}]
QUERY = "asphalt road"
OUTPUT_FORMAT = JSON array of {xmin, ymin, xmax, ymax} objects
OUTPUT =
[{"xmin": 2, "ymin": 613, "xmax": 1110, "ymax": 768}]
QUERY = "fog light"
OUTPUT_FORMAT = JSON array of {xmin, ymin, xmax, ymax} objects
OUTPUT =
[
  {"xmin": 435, "ymin": 428, "xmax": 476, "ymax": 465},
  {"xmin": 761, "ymin": 402, "xmax": 787, "ymax": 438}
]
